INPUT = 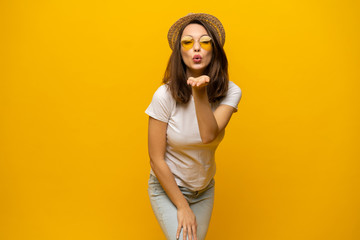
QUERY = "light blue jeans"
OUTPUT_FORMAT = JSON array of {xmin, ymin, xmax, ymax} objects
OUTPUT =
[{"xmin": 148, "ymin": 174, "xmax": 215, "ymax": 240}]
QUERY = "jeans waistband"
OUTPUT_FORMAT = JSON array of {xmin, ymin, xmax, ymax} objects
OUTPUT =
[{"xmin": 149, "ymin": 174, "xmax": 215, "ymax": 198}]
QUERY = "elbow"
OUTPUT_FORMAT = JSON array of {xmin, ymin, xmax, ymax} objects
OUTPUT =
[
  {"xmin": 150, "ymin": 157, "xmax": 163, "ymax": 170},
  {"xmin": 202, "ymin": 139, "xmax": 213, "ymax": 144},
  {"xmin": 150, "ymin": 158, "xmax": 156, "ymax": 169},
  {"xmin": 201, "ymin": 134, "xmax": 217, "ymax": 144},
  {"xmin": 201, "ymin": 128, "xmax": 221, "ymax": 144}
]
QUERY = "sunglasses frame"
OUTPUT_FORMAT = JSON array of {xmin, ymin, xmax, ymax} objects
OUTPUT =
[{"xmin": 180, "ymin": 35, "xmax": 213, "ymax": 51}]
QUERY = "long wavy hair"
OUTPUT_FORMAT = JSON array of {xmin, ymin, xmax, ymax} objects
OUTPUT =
[{"xmin": 162, "ymin": 19, "xmax": 229, "ymax": 104}]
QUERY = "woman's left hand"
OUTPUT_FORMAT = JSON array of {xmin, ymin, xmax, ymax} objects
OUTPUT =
[{"xmin": 187, "ymin": 75, "xmax": 210, "ymax": 89}]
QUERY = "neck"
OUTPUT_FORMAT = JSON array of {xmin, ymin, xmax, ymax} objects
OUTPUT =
[{"xmin": 186, "ymin": 68, "xmax": 204, "ymax": 78}]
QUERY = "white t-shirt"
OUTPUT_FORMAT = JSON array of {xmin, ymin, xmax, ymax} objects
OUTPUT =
[{"xmin": 145, "ymin": 80, "xmax": 242, "ymax": 191}]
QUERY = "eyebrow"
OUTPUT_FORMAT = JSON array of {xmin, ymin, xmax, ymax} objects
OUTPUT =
[{"xmin": 182, "ymin": 34, "xmax": 210, "ymax": 38}]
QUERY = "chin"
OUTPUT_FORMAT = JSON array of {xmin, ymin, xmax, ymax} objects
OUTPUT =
[
  {"xmin": 187, "ymin": 62, "xmax": 209, "ymax": 70},
  {"xmin": 188, "ymin": 67, "xmax": 206, "ymax": 73},
  {"xmin": 191, "ymin": 64, "xmax": 205, "ymax": 69}
]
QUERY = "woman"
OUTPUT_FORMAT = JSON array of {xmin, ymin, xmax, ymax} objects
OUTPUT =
[{"xmin": 145, "ymin": 13, "xmax": 242, "ymax": 240}]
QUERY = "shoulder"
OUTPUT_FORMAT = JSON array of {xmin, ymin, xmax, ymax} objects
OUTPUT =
[
  {"xmin": 217, "ymin": 80, "xmax": 242, "ymax": 112},
  {"xmin": 145, "ymin": 84, "xmax": 175, "ymax": 122},
  {"xmin": 228, "ymin": 81, "xmax": 242, "ymax": 94},
  {"xmin": 225, "ymin": 81, "xmax": 242, "ymax": 100},
  {"xmin": 153, "ymin": 84, "xmax": 172, "ymax": 98},
  {"xmin": 151, "ymin": 84, "xmax": 174, "ymax": 102},
  {"xmin": 150, "ymin": 84, "xmax": 176, "ymax": 108}
]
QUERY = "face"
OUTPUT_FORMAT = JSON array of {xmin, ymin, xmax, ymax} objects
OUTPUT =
[{"xmin": 180, "ymin": 23, "xmax": 213, "ymax": 77}]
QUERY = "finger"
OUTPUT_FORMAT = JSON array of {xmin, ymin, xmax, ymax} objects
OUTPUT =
[
  {"xmin": 183, "ymin": 226, "xmax": 187, "ymax": 240},
  {"xmin": 199, "ymin": 76, "xmax": 206, "ymax": 82},
  {"xmin": 187, "ymin": 77, "xmax": 194, "ymax": 84},
  {"xmin": 192, "ymin": 224, "xmax": 197, "ymax": 240},
  {"xmin": 176, "ymin": 224, "xmax": 182, "ymax": 240},
  {"xmin": 188, "ymin": 225, "xmax": 193, "ymax": 240}
]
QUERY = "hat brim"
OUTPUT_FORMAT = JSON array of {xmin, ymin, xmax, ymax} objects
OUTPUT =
[{"xmin": 167, "ymin": 13, "xmax": 225, "ymax": 51}]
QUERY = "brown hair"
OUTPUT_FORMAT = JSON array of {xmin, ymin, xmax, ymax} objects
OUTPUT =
[{"xmin": 162, "ymin": 19, "xmax": 229, "ymax": 104}]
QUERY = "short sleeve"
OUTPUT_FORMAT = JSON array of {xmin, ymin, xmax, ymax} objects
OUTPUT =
[
  {"xmin": 145, "ymin": 84, "xmax": 174, "ymax": 123},
  {"xmin": 219, "ymin": 81, "xmax": 242, "ymax": 112}
]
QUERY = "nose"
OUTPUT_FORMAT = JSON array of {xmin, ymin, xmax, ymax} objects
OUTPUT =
[{"xmin": 193, "ymin": 41, "xmax": 201, "ymax": 51}]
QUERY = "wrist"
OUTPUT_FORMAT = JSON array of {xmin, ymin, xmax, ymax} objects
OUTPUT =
[
  {"xmin": 192, "ymin": 86, "xmax": 207, "ymax": 97},
  {"xmin": 176, "ymin": 200, "xmax": 190, "ymax": 210}
]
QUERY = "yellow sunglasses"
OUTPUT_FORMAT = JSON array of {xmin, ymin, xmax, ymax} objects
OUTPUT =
[{"xmin": 180, "ymin": 35, "xmax": 213, "ymax": 51}]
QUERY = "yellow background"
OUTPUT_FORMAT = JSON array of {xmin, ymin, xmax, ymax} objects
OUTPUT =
[{"xmin": 1, "ymin": 0, "xmax": 359, "ymax": 239}]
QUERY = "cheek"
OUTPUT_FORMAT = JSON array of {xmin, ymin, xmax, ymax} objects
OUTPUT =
[
  {"xmin": 181, "ymin": 50, "xmax": 191, "ymax": 60},
  {"xmin": 206, "ymin": 51, "xmax": 213, "ymax": 62}
]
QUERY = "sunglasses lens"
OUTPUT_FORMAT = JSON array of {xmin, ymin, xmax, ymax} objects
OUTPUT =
[
  {"xmin": 181, "ymin": 36, "xmax": 212, "ymax": 51},
  {"xmin": 181, "ymin": 36, "xmax": 194, "ymax": 50},
  {"xmin": 200, "ymin": 36, "xmax": 212, "ymax": 51}
]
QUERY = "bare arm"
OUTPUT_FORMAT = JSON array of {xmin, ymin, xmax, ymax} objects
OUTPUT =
[
  {"xmin": 148, "ymin": 116, "xmax": 189, "ymax": 209},
  {"xmin": 148, "ymin": 116, "xmax": 198, "ymax": 239},
  {"xmin": 189, "ymin": 76, "xmax": 236, "ymax": 144}
]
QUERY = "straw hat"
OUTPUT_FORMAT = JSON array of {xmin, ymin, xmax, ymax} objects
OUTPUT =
[{"xmin": 167, "ymin": 12, "xmax": 225, "ymax": 51}]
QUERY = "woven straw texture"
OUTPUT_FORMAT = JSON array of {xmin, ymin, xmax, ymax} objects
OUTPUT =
[{"xmin": 167, "ymin": 12, "xmax": 225, "ymax": 51}]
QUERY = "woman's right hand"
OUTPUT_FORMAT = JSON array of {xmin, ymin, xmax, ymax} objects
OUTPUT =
[{"xmin": 176, "ymin": 206, "xmax": 198, "ymax": 240}]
